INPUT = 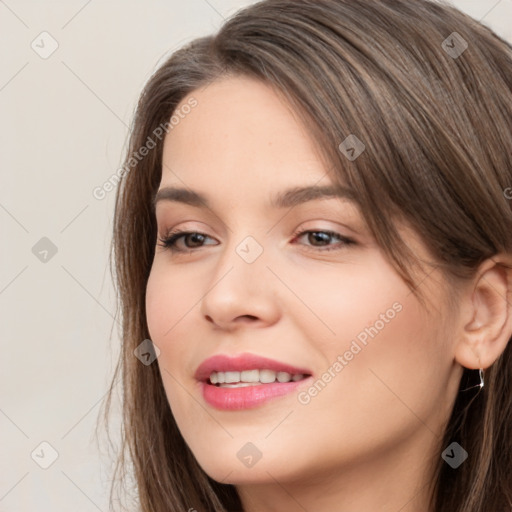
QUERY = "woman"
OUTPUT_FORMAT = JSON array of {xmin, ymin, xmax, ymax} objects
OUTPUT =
[{"xmin": 102, "ymin": 0, "xmax": 512, "ymax": 510}]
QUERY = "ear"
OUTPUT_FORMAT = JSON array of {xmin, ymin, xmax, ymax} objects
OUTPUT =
[{"xmin": 454, "ymin": 255, "xmax": 512, "ymax": 370}]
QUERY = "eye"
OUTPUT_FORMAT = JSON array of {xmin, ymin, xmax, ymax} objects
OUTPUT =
[
  {"xmin": 291, "ymin": 229, "xmax": 356, "ymax": 252},
  {"xmin": 157, "ymin": 228, "xmax": 356, "ymax": 254},
  {"xmin": 157, "ymin": 229, "xmax": 217, "ymax": 253}
]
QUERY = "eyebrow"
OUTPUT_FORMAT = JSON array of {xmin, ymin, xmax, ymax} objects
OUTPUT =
[{"xmin": 153, "ymin": 184, "xmax": 358, "ymax": 210}]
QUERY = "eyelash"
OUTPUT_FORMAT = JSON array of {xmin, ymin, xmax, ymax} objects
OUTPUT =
[{"xmin": 157, "ymin": 228, "xmax": 356, "ymax": 254}]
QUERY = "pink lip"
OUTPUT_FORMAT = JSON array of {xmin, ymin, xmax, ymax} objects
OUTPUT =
[{"xmin": 194, "ymin": 353, "xmax": 313, "ymax": 411}]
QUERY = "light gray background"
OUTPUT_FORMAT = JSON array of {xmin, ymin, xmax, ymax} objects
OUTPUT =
[{"xmin": 1, "ymin": 1, "xmax": 511, "ymax": 510}]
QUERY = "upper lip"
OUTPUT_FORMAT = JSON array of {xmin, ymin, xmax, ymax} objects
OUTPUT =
[{"xmin": 194, "ymin": 353, "xmax": 312, "ymax": 382}]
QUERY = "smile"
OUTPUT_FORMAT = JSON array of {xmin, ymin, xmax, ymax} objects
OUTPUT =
[{"xmin": 195, "ymin": 353, "xmax": 313, "ymax": 410}]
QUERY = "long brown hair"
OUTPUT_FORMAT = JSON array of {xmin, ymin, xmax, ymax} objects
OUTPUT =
[{"xmin": 100, "ymin": 0, "xmax": 512, "ymax": 510}]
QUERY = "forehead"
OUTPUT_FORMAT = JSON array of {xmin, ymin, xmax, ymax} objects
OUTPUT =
[{"xmin": 161, "ymin": 75, "xmax": 331, "ymax": 187}]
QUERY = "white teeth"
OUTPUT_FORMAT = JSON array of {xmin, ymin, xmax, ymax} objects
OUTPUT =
[
  {"xmin": 241, "ymin": 369, "xmax": 259, "ymax": 383},
  {"xmin": 224, "ymin": 371, "xmax": 240, "ymax": 383},
  {"xmin": 209, "ymin": 369, "xmax": 307, "ymax": 385},
  {"xmin": 259, "ymin": 369, "xmax": 277, "ymax": 383}
]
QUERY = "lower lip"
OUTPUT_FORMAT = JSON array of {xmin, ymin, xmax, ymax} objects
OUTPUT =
[{"xmin": 200, "ymin": 378, "xmax": 312, "ymax": 410}]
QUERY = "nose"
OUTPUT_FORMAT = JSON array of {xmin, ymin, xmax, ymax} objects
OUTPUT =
[{"xmin": 199, "ymin": 238, "xmax": 280, "ymax": 331}]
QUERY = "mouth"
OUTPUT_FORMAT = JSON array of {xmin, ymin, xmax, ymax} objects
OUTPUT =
[
  {"xmin": 194, "ymin": 353, "xmax": 313, "ymax": 410},
  {"xmin": 195, "ymin": 352, "xmax": 313, "ymax": 383}
]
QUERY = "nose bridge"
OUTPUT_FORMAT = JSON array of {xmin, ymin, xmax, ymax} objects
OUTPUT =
[
  {"xmin": 214, "ymin": 226, "xmax": 269, "ymax": 283},
  {"xmin": 199, "ymin": 231, "xmax": 276, "ymax": 326}
]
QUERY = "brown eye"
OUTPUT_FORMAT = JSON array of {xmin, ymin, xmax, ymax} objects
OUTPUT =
[
  {"xmin": 293, "ymin": 229, "xmax": 356, "ymax": 252},
  {"xmin": 157, "ymin": 231, "xmax": 217, "ymax": 252}
]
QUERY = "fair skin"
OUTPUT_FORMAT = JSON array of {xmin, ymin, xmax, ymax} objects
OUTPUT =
[{"xmin": 145, "ymin": 75, "xmax": 512, "ymax": 512}]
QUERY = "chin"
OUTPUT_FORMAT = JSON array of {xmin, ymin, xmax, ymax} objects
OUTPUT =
[
  {"xmin": 201, "ymin": 462, "xmax": 282, "ymax": 485},
  {"xmin": 191, "ymin": 443, "xmax": 309, "ymax": 485}
]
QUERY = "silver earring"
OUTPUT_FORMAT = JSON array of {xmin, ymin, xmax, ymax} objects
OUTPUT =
[{"xmin": 461, "ymin": 368, "xmax": 484, "ymax": 392}]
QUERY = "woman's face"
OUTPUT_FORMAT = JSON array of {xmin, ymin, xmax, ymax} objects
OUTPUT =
[{"xmin": 146, "ymin": 75, "xmax": 461, "ymax": 486}]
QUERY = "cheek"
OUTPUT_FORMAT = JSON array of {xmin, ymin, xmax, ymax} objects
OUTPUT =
[
  {"xmin": 145, "ymin": 265, "xmax": 199, "ymax": 425},
  {"xmin": 145, "ymin": 270, "xmax": 170, "ymax": 342},
  {"xmin": 302, "ymin": 282, "xmax": 445, "ymax": 451},
  {"xmin": 281, "ymin": 255, "xmax": 411, "ymax": 347},
  {"xmin": 145, "ymin": 261, "xmax": 206, "ymax": 395},
  {"xmin": 145, "ymin": 262, "xmax": 197, "ymax": 341},
  {"xmin": 291, "ymin": 261, "xmax": 444, "ymax": 430}
]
